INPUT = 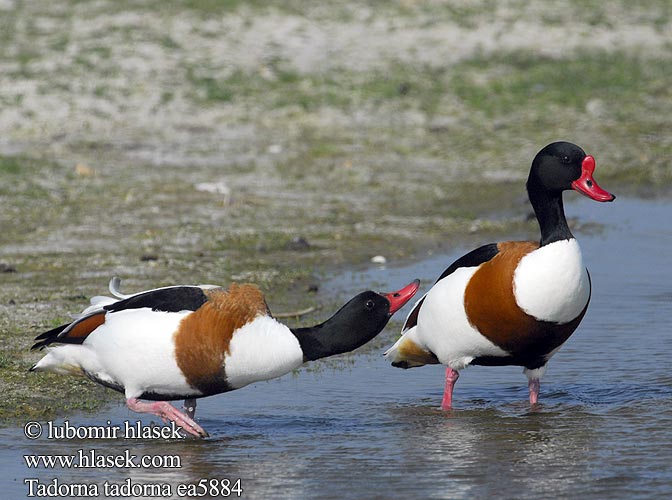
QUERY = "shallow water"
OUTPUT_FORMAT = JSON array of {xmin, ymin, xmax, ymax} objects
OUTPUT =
[{"xmin": 2, "ymin": 197, "xmax": 671, "ymax": 499}]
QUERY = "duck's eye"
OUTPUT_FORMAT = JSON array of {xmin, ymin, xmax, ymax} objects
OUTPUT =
[
  {"xmin": 365, "ymin": 300, "xmax": 375, "ymax": 310},
  {"xmin": 561, "ymin": 155, "xmax": 570, "ymax": 164}
]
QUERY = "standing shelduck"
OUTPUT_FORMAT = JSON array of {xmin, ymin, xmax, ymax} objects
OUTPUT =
[
  {"xmin": 385, "ymin": 142, "xmax": 615, "ymax": 408},
  {"xmin": 31, "ymin": 278, "xmax": 419, "ymax": 437}
]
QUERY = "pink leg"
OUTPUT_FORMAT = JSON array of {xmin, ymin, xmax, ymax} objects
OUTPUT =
[
  {"xmin": 441, "ymin": 367, "xmax": 460, "ymax": 410},
  {"xmin": 528, "ymin": 378, "xmax": 540, "ymax": 405},
  {"xmin": 127, "ymin": 398, "xmax": 208, "ymax": 438}
]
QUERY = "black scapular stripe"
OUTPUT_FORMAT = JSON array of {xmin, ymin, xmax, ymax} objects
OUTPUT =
[
  {"xmin": 434, "ymin": 243, "xmax": 500, "ymax": 283},
  {"xmin": 104, "ymin": 286, "xmax": 210, "ymax": 314}
]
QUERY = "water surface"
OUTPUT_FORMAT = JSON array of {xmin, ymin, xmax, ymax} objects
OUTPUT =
[{"xmin": 2, "ymin": 197, "xmax": 671, "ymax": 499}]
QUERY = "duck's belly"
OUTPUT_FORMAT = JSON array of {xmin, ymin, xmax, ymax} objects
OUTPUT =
[
  {"xmin": 417, "ymin": 267, "xmax": 508, "ymax": 369},
  {"xmin": 513, "ymin": 238, "xmax": 590, "ymax": 323}
]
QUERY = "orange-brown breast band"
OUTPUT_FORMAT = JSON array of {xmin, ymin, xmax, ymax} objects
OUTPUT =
[
  {"xmin": 173, "ymin": 283, "xmax": 269, "ymax": 395},
  {"xmin": 464, "ymin": 241, "xmax": 587, "ymax": 360},
  {"xmin": 464, "ymin": 241, "xmax": 540, "ymax": 353}
]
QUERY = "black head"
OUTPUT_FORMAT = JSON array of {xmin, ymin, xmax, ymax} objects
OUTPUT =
[
  {"xmin": 527, "ymin": 141, "xmax": 615, "ymax": 201},
  {"xmin": 526, "ymin": 141, "xmax": 615, "ymax": 246},
  {"xmin": 329, "ymin": 290, "xmax": 395, "ymax": 340},
  {"xmin": 292, "ymin": 280, "xmax": 420, "ymax": 361}
]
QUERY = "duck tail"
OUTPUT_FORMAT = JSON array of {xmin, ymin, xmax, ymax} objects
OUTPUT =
[
  {"xmin": 29, "ymin": 345, "xmax": 87, "ymax": 376},
  {"xmin": 384, "ymin": 327, "xmax": 439, "ymax": 369}
]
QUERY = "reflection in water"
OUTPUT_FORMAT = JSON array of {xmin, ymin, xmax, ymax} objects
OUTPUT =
[
  {"xmin": 382, "ymin": 404, "xmax": 602, "ymax": 499},
  {"xmin": 4, "ymin": 198, "xmax": 672, "ymax": 499}
]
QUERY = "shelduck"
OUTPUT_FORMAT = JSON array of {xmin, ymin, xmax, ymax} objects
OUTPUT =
[
  {"xmin": 385, "ymin": 142, "xmax": 615, "ymax": 408},
  {"xmin": 31, "ymin": 277, "xmax": 420, "ymax": 437}
]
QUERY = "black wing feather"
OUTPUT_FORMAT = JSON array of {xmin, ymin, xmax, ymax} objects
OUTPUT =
[
  {"xmin": 33, "ymin": 323, "xmax": 68, "ymax": 342},
  {"xmin": 31, "ymin": 324, "xmax": 69, "ymax": 350}
]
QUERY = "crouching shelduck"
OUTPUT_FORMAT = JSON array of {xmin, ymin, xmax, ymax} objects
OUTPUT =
[
  {"xmin": 31, "ymin": 278, "xmax": 420, "ymax": 437},
  {"xmin": 385, "ymin": 142, "xmax": 615, "ymax": 408}
]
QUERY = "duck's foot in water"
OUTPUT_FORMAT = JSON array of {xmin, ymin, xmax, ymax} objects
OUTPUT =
[
  {"xmin": 441, "ymin": 367, "xmax": 460, "ymax": 410},
  {"xmin": 127, "ymin": 398, "xmax": 208, "ymax": 438},
  {"xmin": 528, "ymin": 378, "xmax": 540, "ymax": 405}
]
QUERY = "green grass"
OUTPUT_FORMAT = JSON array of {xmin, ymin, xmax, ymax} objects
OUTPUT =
[
  {"xmin": 184, "ymin": 51, "xmax": 672, "ymax": 135},
  {"xmin": 0, "ymin": 352, "xmax": 12, "ymax": 369},
  {"xmin": 451, "ymin": 52, "xmax": 672, "ymax": 117},
  {"xmin": 568, "ymin": 0, "xmax": 672, "ymax": 26},
  {"xmin": 186, "ymin": 62, "xmax": 447, "ymax": 114},
  {"xmin": 180, "ymin": 48, "xmax": 672, "ymax": 193},
  {"xmin": 0, "ymin": 156, "xmax": 22, "ymax": 175}
]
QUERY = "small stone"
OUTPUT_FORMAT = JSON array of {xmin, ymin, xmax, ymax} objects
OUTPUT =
[
  {"xmin": 427, "ymin": 116, "xmax": 458, "ymax": 133},
  {"xmin": 371, "ymin": 255, "xmax": 387, "ymax": 264},
  {"xmin": 75, "ymin": 163, "xmax": 95, "ymax": 177},
  {"xmin": 285, "ymin": 237, "xmax": 311, "ymax": 251},
  {"xmin": 586, "ymin": 99, "xmax": 607, "ymax": 118},
  {"xmin": 195, "ymin": 181, "xmax": 230, "ymax": 195},
  {"xmin": 0, "ymin": 262, "xmax": 17, "ymax": 273},
  {"xmin": 194, "ymin": 181, "xmax": 232, "ymax": 205}
]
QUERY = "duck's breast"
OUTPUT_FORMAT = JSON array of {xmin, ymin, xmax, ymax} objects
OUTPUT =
[
  {"xmin": 223, "ymin": 316, "xmax": 303, "ymax": 389},
  {"xmin": 513, "ymin": 238, "xmax": 590, "ymax": 323}
]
